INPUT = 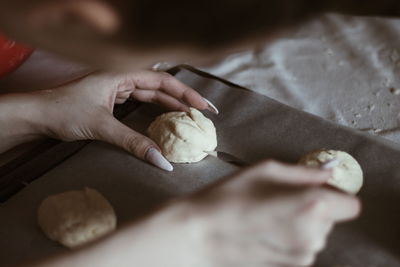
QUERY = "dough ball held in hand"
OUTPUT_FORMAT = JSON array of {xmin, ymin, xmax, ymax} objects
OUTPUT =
[
  {"xmin": 37, "ymin": 188, "xmax": 117, "ymax": 248},
  {"xmin": 148, "ymin": 108, "xmax": 217, "ymax": 163},
  {"xmin": 299, "ymin": 150, "xmax": 363, "ymax": 194}
]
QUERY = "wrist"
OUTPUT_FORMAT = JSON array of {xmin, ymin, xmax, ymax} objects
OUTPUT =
[{"xmin": 0, "ymin": 92, "xmax": 47, "ymax": 152}]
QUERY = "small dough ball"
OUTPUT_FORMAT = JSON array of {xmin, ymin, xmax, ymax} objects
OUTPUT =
[
  {"xmin": 148, "ymin": 108, "xmax": 217, "ymax": 163},
  {"xmin": 37, "ymin": 188, "xmax": 117, "ymax": 248},
  {"xmin": 299, "ymin": 150, "xmax": 363, "ymax": 194}
]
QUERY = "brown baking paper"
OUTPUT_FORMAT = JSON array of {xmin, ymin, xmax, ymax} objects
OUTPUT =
[{"xmin": 1, "ymin": 67, "xmax": 400, "ymax": 266}]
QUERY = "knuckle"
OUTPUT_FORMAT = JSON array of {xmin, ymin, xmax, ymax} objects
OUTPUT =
[
  {"xmin": 122, "ymin": 135, "xmax": 140, "ymax": 150},
  {"xmin": 122, "ymin": 135, "xmax": 153, "ymax": 157},
  {"xmin": 159, "ymin": 72, "xmax": 174, "ymax": 85},
  {"xmin": 150, "ymin": 91, "xmax": 158, "ymax": 102},
  {"xmin": 160, "ymin": 71, "xmax": 173, "ymax": 79}
]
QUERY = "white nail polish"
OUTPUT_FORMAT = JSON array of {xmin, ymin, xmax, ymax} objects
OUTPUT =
[
  {"xmin": 151, "ymin": 61, "xmax": 175, "ymax": 72},
  {"xmin": 145, "ymin": 148, "xmax": 173, "ymax": 171},
  {"xmin": 203, "ymin": 98, "xmax": 219, "ymax": 114}
]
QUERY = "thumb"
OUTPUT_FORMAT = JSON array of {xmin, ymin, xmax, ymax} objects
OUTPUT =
[{"xmin": 95, "ymin": 116, "xmax": 173, "ymax": 171}]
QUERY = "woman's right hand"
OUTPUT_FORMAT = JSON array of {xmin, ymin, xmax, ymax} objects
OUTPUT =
[
  {"xmin": 41, "ymin": 160, "xmax": 360, "ymax": 267},
  {"xmin": 182, "ymin": 160, "xmax": 360, "ymax": 267}
]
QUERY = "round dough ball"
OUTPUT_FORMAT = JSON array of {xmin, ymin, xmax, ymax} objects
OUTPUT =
[
  {"xmin": 299, "ymin": 150, "xmax": 363, "ymax": 194},
  {"xmin": 37, "ymin": 188, "xmax": 117, "ymax": 248},
  {"xmin": 148, "ymin": 108, "xmax": 217, "ymax": 163}
]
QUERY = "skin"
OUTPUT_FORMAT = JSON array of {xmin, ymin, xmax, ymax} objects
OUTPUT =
[
  {"xmin": 25, "ymin": 161, "xmax": 360, "ymax": 267},
  {"xmin": 3, "ymin": 0, "xmax": 394, "ymax": 265},
  {"xmin": 0, "ymin": 50, "xmax": 93, "ymax": 92},
  {"xmin": 0, "ymin": 71, "xmax": 210, "ymax": 163}
]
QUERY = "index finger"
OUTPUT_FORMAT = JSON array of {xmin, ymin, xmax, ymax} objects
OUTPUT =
[{"xmin": 129, "ymin": 71, "xmax": 218, "ymax": 113}]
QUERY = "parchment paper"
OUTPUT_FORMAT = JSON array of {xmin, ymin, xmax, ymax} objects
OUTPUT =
[
  {"xmin": 1, "ymin": 67, "xmax": 400, "ymax": 266},
  {"xmin": 202, "ymin": 13, "xmax": 400, "ymax": 144}
]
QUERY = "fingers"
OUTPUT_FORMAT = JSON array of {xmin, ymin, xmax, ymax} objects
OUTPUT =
[
  {"xmin": 196, "ymin": 159, "xmax": 361, "ymax": 267},
  {"xmin": 134, "ymin": 71, "xmax": 207, "ymax": 109},
  {"xmin": 158, "ymin": 75, "xmax": 219, "ymax": 114},
  {"xmin": 274, "ymin": 190, "xmax": 359, "ymax": 255},
  {"xmin": 123, "ymin": 71, "xmax": 218, "ymax": 113},
  {"xmin": 94, "ymin": 115, "xmax": 173, "ymax": 171},
  {"xmin": 229, "ymin": 160, "xmax": 360, "ymax": 221},
  {"xmin": 302, "ymin": 188, "xmax": 361, "ymax": 222},
  {"xmin": 257, "ymin": 190, "xmax": 359, "ymax": 266},
  {"xmin": 131, "ymin": 89, "xmax": 190, "ymax": 112},
  {"xmin": 237, "ymin": 160, "xmax": 331, "ymax": 186}
]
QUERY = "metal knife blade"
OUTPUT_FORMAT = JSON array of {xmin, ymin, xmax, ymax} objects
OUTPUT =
[
  {"xmin": 206, "ymin": 152, "xmax": 338, "ymax": 170},
  {"xmin": 206, "ymin": 151, "xmax": 249, "ymax": 167},
  {"xmin": 205, "ymin": 153, "xmax": 349, "ymax": 193}
]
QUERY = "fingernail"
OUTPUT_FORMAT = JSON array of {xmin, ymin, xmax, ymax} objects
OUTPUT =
[
  {"xmin": 151, "ymin": 61, "xmax": 175, "ymax": 71},
  {"xmin": 145, "ymin": 147, "xmax": 173, "ymax": 171},
  {"xmin": 203, "ymin": 98, "xmax": 219, "ymax": 114},
  {"xmin": 321, "ymin": 159, "xmax": 339, "ymax": 169}
]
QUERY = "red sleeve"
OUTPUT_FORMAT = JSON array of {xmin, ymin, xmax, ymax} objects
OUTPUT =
[{"xmin": 0, "ymin": 34, "xmax": 33, "ymax": 78}]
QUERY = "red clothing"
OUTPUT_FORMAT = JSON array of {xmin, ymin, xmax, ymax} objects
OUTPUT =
[{"xmin": 0, "ymin": 34, "xmax": 33, "ymax": 78}]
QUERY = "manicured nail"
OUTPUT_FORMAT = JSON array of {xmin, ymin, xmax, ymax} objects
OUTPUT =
[
  {"xmin": 203, "ymin": 98, "xmax": 219, "ymax": 114},
  {"xmin": 321, "ymin": 159, "xmax": 339, "ymax": 169},
  {"xmin": 151, "ymin": 62, "xmax": 175, "ymax": 71},
  {"xmin": 145, "ymin": 148, "xmax": 173, "ymax": 171}
]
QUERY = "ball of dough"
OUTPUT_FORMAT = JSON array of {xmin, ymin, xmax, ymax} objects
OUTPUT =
[
  {"xmin": 148, "ymin": 108, "xmax": 217, "ymax": 163},
  {"xmin": 299, "ymin": 150, "xmax": 363, "ymax": 194},
  {"xmin": 37, "ymin": 188, "xmax": 117, "ymax": 248}
]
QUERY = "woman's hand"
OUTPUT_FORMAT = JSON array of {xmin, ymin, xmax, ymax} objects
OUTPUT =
[
  {"xmin": 185, "ymin": 161, "xmax": 360, "ymax": 266},
  {"xmin": 0, "ymin": 70, "xmax": 218, "ymax": 170},
  {"xmin": 37, "ymin": 161, "xmax": 360, "ymax": 267}
]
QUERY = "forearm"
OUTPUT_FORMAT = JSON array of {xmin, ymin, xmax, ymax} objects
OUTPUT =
[
  {"xmin": 0, "ymin": 92, "xmax": 45, "ymax": 152},
  {"xmin": 26, "ymin": 203, "xmax": 206, "ymax": 267},
  {"xmin": 0, "ymin": 50, "xmax": 94, "ymax": 93}
]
